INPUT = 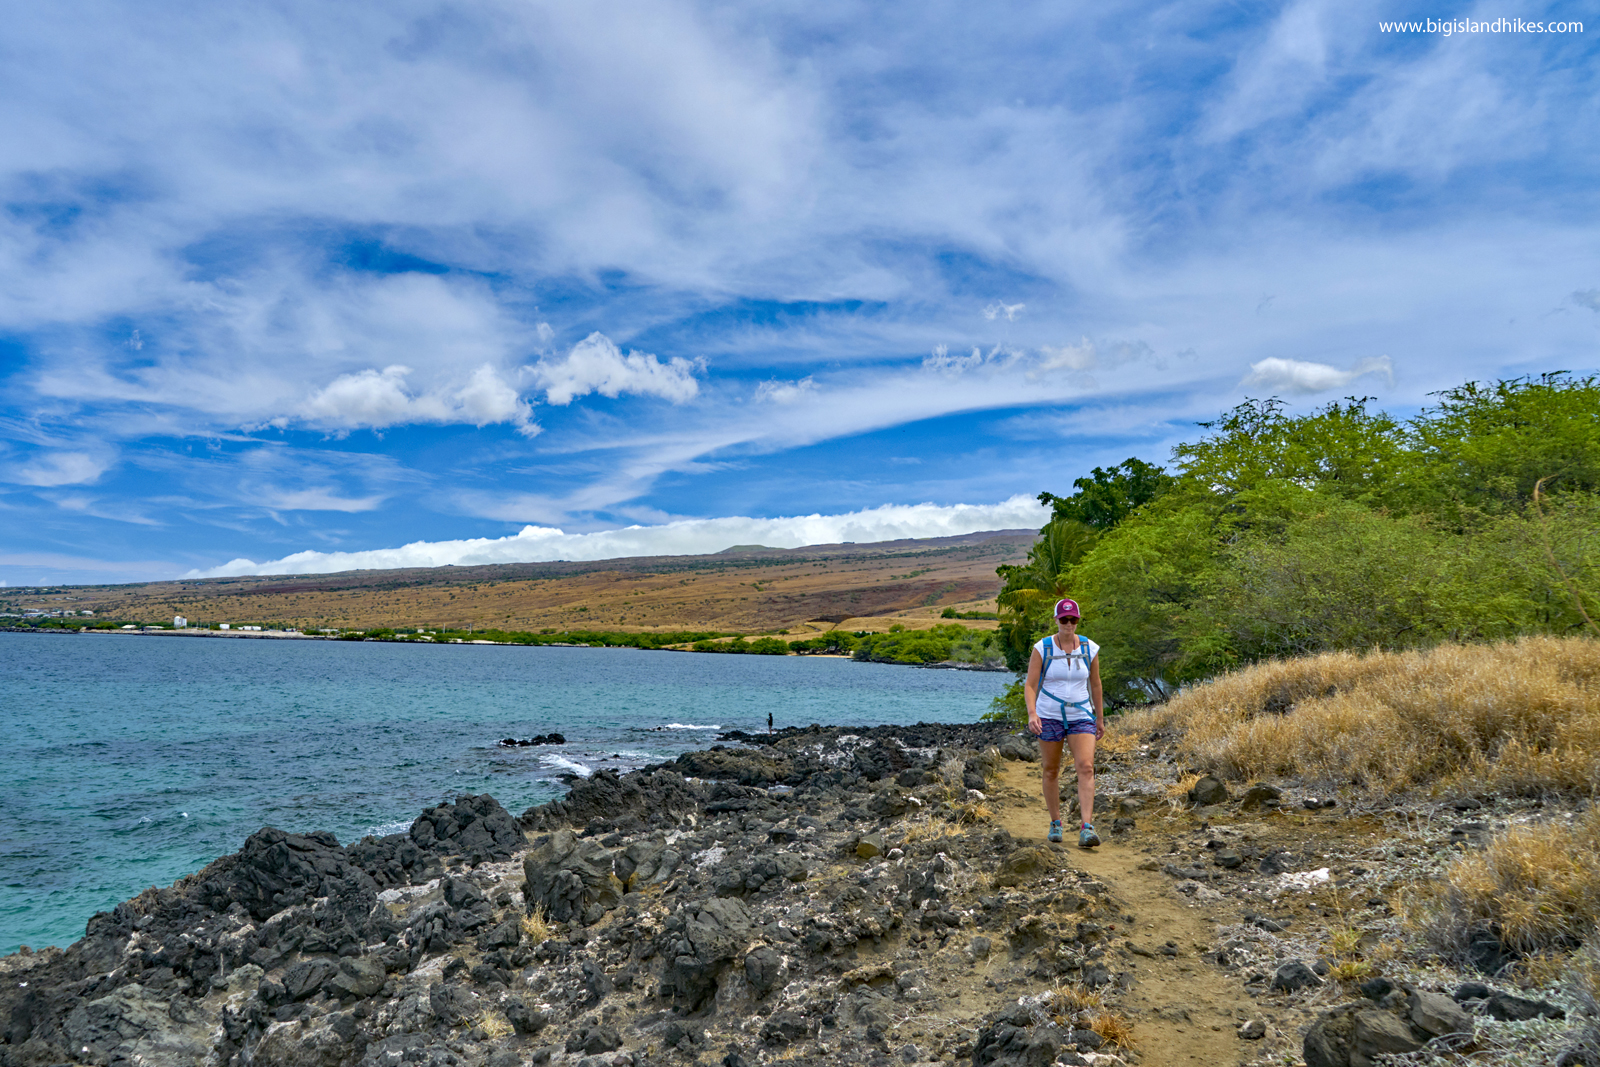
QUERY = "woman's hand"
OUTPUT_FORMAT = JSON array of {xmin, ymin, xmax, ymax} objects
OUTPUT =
[
  {"xmin": 1027, "ymin": 711, "xmax": 1042, "ymax": 736},
  {"xmin": 1094, "ymin": 718, "xmax": 1105, "ymax": 740}
]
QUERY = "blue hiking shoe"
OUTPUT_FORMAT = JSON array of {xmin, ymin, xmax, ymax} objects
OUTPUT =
[
  {"xmin": 1048, "ymin": 819, "xmax": 1063, "ymax": 843},
  {"xmin": 1078, "ymin": 823, "xmax": 1101, "ymax": 848}
]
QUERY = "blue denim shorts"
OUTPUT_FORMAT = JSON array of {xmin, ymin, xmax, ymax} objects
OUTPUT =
[{"xmin": 1036, "ymin": 718, "xmax": 1097, "ymax": 742}]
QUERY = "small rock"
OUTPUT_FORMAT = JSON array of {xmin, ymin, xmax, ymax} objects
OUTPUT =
[
  {"xmin": 744, "ymin": 946, "xmax": 785, "ymax": 995},
  {"xmin": 1270, "ymin": 960, "xmax": 1322, "ymax": 994},
  {"xmin": 504, "ymin": 998, "xmax": 548, "ymax": 1034},
  {"xmin": 1354, "ymin": 1008, "xmax": 1423, "ymax": 1057},
  {"xmin": 1453, "ymin": 982, "xmax": 1491, "ymax": 1002},
  {"xmin": 1485, "ymin": 991, "xmax": 1565, "ymax": 1021},
  {"xmin": 1237, "ymin": 1019, "xmax": 1266, "ymax": 1040},
  {"xmin": 1451, "ymin": 797, "xmax": 1483, "ymax": 810},
  {"xmin": 1070, "ymin": 1028, "xmax": 1104, "ymax": 1049},
  {"xmin": 1239, "ymin": 783, "xmax": 1283, "ymax": 810},
  {"xmin": 857, "ymin": 831, "xmax": 886, "ymax": 859},
  {"xmin": 1359, "ymin": 977, "xmax": 1395, "ymax": 1001},
  {"xmin": 1410, "ymin": 990, "xmax": 1473, "ymax": 1037},
  {"xmin": 1188, "ymin": 776, "xmax": 1228, "ymax": 806},
  {"xmin": 1213, "ymin": 849, "xmax": 1243, "ymax": 869}
]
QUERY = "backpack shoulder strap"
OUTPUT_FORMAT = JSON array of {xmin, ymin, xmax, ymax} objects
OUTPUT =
[
  {"xmin": 1080, "ymin": 636, "xmax": 1090, "ymax": 661},
  {"xmin": 1039, "ymin": 636, "xmax": 1054, "ymax": 681}
]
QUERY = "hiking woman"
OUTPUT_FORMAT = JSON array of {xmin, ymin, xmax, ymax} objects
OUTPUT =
[{"xmin": 1024, "ymin": 598, "xmax": 1104, "ymax": 847}]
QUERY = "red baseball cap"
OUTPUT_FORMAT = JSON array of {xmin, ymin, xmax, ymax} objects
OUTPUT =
[{"xmin": 1054, "ymin": 598, "xmax": 1080, "ymax": 619}]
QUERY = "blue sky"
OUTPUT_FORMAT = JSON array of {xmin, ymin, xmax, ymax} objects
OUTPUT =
[{"xmin": 2, "ymin": 0, "xmax": 1597, "ymax": 585}]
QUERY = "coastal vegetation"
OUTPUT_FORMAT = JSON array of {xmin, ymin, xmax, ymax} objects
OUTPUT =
[
  {"xmin": 0, "ymin": 617, "xmax": 1005, "ymax": 666},
  {"xmin": 996, "ymin": 372, "xmax": 1600, "ymax": 704}
]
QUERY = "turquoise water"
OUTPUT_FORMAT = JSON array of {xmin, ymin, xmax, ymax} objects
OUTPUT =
[{"xmin": 0, "ymin": 632, "xmax": 1006, "ymax": 954}]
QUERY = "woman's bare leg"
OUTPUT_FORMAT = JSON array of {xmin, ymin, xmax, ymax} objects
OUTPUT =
[
  {"xmin": 1039, "ymin": 740, "xmax": 1064, "ymax": 822},
  {"xmin": 1067, "ymin": 733, "xmax": 1096, "ymax": 826}
]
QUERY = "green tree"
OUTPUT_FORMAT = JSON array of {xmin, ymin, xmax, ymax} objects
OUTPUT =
[
  {"xmin": 1405, "ymin": 373, "xmax": 1600, "ymax": 519},
  {"xmin": 1039, "ymin": 457, "xmax": 1174, "ymax": 530}
]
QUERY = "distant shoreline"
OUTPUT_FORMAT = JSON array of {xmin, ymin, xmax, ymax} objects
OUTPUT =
[{"xmin": 0, "ymin": 626, "xmax": 1010, "ymax": 669}]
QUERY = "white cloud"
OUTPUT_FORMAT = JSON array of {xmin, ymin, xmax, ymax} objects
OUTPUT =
[
  {"xmin": 983, "ymin": 302, "xmax": 1024, "ymax": 321},
  {"xmin": 754, "ymin": 376, "xmax": 815, "ymax": 403},
  {"xmin": 3, "ymin": 450, "xmax": 112, "ymax": 487},
  {"xmin": 531, "ymin": 332, "xmax": 703, "ymax": 406},
  {"xmin": 1037, "ymin": 338, "xmax": 1098, "ymax": 373},
  {"xmin": 253, "ymin": 488, "xmax": 387, "ymax": 513},
  {"xmin": 186, "ymin": 495, "xmax": 1050, "ymax": 577},
  {"xmin": 1240, "ymin": 355, "xmax": 1394, "ymax": 395},
  {"xmin": 299, "ymin": 363, "xmax": 535, "ymax": 434}
]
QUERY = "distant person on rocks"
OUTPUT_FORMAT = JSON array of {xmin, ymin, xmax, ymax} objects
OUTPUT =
[{"xmin": 1024, "ymin": 598, "xmax": 1104, "ymax": 847}]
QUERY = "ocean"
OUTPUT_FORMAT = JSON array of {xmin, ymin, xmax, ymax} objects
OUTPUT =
[{"xmin": 0, "ymin": 631, "xmax": 1007, "ymax": 955}]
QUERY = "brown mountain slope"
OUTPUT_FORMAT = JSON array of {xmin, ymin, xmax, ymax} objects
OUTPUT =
[{"xmin": 13, "ymin": 530, "xmax": 1032, "ymax": 633}]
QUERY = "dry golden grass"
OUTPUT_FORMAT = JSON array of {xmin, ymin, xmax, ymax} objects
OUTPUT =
[
  {"xmin": 1327, "ymin": 960, "xmax": 1374, "ymax": 982},
  {"xmin": 1046, "ymin": 984, "xmax": 1137, "ymax": 1050},
  {"xmin": 954, "ymin": 802, "xmax": 994, "ymax": 825},
  {"xmin": 1326, "ymin": 925, "xmax": 1364, "ymax": 957},
  {"xmin": 1121, "ymin": 636, "xmax": 1600, "ymax": 797},
  {"xmin": 903, "ymin": 815, "xmax": 965, "ymax": 843},
  {"xmin": 1088, "ymin": 1010, "xmax": 1139, "ymax": 1051},
  {"xmin": 1421, "ymin": 808, "xmax": 1600, "ymax": 958},
  {"xmin": 1047, "ymin": 981, "xmax": 1105, "ymax": 1016},
  {"xmin": 520, "ymin": 905, "xmax": 554, "ymax": 944},
  {"xmin": 473, "ymin": 1011, "xmax": 513, "ymax": 1038}
]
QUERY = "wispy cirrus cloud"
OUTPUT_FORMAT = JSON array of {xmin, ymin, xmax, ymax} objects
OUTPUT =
[{"xmin": 0, "ymin": 0, "xmax": 1594, "ymax": 585}]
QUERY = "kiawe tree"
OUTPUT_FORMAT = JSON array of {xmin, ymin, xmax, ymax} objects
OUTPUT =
[{"xmin": 998, "ymin": 373, "xmax": 1600, "ymax": 704}]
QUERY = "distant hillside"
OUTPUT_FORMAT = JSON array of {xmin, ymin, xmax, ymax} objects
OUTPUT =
[{"xmin": 8, "ymin": 530, "xmax": 1033, "ymax": 634}]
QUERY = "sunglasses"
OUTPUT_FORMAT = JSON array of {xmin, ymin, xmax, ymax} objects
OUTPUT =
[{"xmin": 1057, "ymin": 616, "xmax": 1080, "ymax": 623}]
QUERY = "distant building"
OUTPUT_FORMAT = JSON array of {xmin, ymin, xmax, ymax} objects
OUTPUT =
[
  {"xmin": 219, "ymin": 623, "xmax": 230, "ymax": 630},
  {"xmin": 174, "ymin": 615, "xmax": 188, "ymax": 628},
  {"xmin": 80, "ymin": 610, "xmax": 94, "ymax": 616}
]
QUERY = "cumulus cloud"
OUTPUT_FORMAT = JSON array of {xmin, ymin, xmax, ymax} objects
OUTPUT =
[
  {"xmin": 530, "ymin": 333, "xmax": 703, "ymax": 406},
  {"xmin": 1240, "ymin": 355, "xmax": 1394, "ymax": 395},
  {"xmin": 2, "ymin": 450, "xmax": 112, "ymax": 487},
  {"xmin": 187, "ymin": 495, "xmax": 1051, "ymax": 577},
  {"xmin": 299, "ymin": 363, "xmax": 535, "ymax": 434}
]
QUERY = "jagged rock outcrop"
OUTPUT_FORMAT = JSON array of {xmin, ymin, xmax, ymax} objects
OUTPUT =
[{"xmin": 521, "ymin": 831, "xmax": 623, "ymax": 924}]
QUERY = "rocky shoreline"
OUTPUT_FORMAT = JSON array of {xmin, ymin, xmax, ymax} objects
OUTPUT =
[{"xmin": 2, "ymin": 722, "xmax": 1594, "ymax": 1067}]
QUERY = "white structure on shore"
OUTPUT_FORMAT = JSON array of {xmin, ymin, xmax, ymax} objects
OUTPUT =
[
  {"xmin": 174, "ymin": 615, "xmax": 188, "ymax": 628},
  {"xmin": 219, "ymin": 623, "xmax": 230, "ymax": 630}
]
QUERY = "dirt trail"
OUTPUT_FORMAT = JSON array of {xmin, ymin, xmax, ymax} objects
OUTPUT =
[{"xmin": 995, "ymin": 761, "xmax": 1260, "ymax": 1066}]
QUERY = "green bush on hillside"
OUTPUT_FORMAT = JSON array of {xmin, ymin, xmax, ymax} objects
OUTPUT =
[{"xmin": 999, "ymin": 373, "xmax": 1600, "ymax": 703}]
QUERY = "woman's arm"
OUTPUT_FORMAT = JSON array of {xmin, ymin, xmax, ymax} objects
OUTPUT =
[
  {"xmin": 1024, "ymin": 649, "xmax": 1043, "ymax": 734},
  {"xmin": 1089, "ymin": 654, "xmax": 1105, "ymax": 739}
]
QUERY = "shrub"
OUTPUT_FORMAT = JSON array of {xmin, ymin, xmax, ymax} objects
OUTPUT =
[{"xmin": 1418, "ymin": 808, "xmax": 1600, "ymax": 962}]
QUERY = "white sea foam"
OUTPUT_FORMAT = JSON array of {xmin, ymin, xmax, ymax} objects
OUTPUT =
[
  {"xmin": 663, "ymin": 723, "xmax": 722, "ymax": 730},
  {"xmin": 541, "ymin": 754, "xmax": 594, "ymax": 777},
  {"xmin": 365, "ymin": 820, "xmax": 412, "ymax": 838}
]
